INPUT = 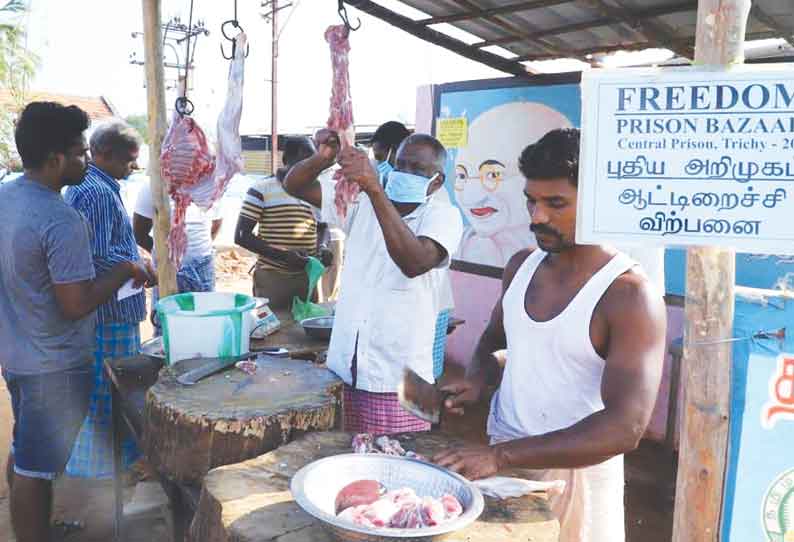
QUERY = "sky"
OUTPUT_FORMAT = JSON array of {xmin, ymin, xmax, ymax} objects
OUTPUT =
[
  {"xmin": 20, "ymin": 0, "xmax": 506, "ymax": 135},
  {"xmin": 14, "ymin": 0, "xmax": 789, "ymax": 138}
]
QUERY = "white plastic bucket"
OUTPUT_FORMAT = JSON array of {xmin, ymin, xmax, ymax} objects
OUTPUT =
[{"xmin": 156, "ymin": 292, "xmax": 258, "ymax": 365}]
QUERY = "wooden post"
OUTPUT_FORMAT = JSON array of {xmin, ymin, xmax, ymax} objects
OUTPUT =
[
  {"xmin": 141, "ymin": 0, "xmax": 178, "ymax": 297},
  {"xmin": 271, "ymin": 0, "xmax": 280, "ymax": 175},
  {"xmin": 672, "ymin": 1, "xmax": 751, "ymax": 541}
]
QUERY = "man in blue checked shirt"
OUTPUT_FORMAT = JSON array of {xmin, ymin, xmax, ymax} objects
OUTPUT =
[{"xmin": 65, "ymin": 121, "xmax": 156, "ymax": 479}]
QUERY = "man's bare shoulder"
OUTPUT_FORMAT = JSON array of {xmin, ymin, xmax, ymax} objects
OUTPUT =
[{"xmin": 602, "ymin": 267, "xmax": 666, "ymax": 328}]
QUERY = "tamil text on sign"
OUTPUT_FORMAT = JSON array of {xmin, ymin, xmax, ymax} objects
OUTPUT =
[{"xmin": 577, "ymin": 66, "xmax": 794, "ymax": 254}]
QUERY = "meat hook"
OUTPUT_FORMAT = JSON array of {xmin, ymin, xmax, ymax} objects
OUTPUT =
[
  {"xmin": 176, "ymin": 0, "xmax": 197, "ymax": 119},
  {"xmin": 221, "ymin": 0, "xmax": 250, "ymax": 59},
  {"xmin": 175, "ymin": 96, "xmax": 195, "ymax": 118},
  {"xmin": 338, "ymin": 0, "xmax": 361, "ymax": 32}
]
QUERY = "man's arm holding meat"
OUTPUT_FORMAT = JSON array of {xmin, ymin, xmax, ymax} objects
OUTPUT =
[
  {"xmin": 283, "ymin": 129, "xmax": 340, "ymax": 210},
  {"xmin": 439, "ymin": 250, "xmax": 531, "ymax": 415},
  {"xmin": 435, "ymin": 272, "xmax": 667, "ymax": 479},
  {"xmin": 338, "ymin": 147, "xmax": 460, "ymax": 278}
]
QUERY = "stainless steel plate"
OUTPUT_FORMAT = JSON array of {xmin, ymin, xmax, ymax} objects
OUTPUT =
[{"xmin": 290, "ymin": 453, "xmax": 484, "ymax": 542}]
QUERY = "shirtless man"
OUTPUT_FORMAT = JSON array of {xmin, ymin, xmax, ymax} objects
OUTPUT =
[{"xmin": 435, "ymin": 128, "xmax": 667, "ymax": 542}]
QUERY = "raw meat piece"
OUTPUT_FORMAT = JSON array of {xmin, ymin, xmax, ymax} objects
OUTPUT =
[
  {"xmin": 160, "ymin": 118, "xmax": 214, "ymax": 194},
  {"xmin": 235, "ymin": 360, "xmax": 257, "ymax": 375},
  {"xmin": 361, "ymin": 498, "xmax": 400, "ymax": 527},
  {"xmin": 384, "ymin": 487, "xmax": 418, "ymax": 505},
  {"xmin": 335, "ymin": 479, "xmax": 384, "ymax": 514},
  {"xmin": 338, "ymin": 505, "xmax": 375, "ymax": 528},
  {"xmin": 375, "ymin": 436, "xmax": 406, "ymax": 456},
  {"xmin": 336, "ymin": 487, "xmax": 464, "ymax": 530},
  {"xmin": 404, "ymin": 450, "xmax": 428, "ymax": 462},
  {"xmin": 441, "ymin": 494, "xmax": 463, "ymax": 520},
  {"xmin": 324, "ymin": 24, "xmax": 357, "ymax": 220},
  {"xmin": 160, "ymin": 116, "xmax": 214, "ymax": 264},
  {"xmin": 205, "ymin": 32, "xmax": 246, "ymax": 207},
  {"xmin": 351, "ymin": 433, "xmax": 374, "ymax": 454},
  {"xmin": 389, "ymin": 501, "xmax": 425, "ymax": 529},
  {"xmin": 419, "ymin": 496, "xmax": 446, "ymax": 527},
  {"xmin": 337, "ymin": 500, "xmax": 400, "ymax": 529},
  {"xmin": 161, "ymin": 33, "xmax": 246, "ymax": 266},
  {"xmin": 351, "ymin": 433, "xmax": 428, "ymax": 459}
]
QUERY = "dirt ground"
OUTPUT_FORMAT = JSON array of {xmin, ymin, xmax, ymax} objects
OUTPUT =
[{"xmin": 0, "ymin": 249, "xmax": 676, "ymax": 542}]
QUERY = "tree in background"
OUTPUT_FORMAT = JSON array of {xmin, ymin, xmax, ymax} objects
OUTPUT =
[
  {"xmin": 0, "ymin": 0, "xmax": 37, "ymax": 176},
  {"xmin": 125, "ymin": 114, "xmax": 150, "ymax": 145}
]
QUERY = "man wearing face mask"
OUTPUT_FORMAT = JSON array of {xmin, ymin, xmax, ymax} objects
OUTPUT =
[
  {"xmin": 370, "ymin": 120, "xmax": 454, "ymax": 379},
  {"xmin": 370, "ymin": 121, "xmax": 411, "ymax": 184},
  {"xmin": 285, "ymin": 130, "xmax": 464, "ymax": 434}
]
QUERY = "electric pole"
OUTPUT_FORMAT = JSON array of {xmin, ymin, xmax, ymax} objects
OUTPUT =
[
  {"xmin": 130, "ymin": 15, "xmax": 209, "ymax": 92},
  {"xmin": 262, "ymin": 0, "xmax": 292, "ymax": 175}
]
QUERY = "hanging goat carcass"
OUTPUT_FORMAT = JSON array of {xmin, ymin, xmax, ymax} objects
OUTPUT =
[{"xmin": 161, "ymin": 33, "xmax": 247, "ymax": 266}]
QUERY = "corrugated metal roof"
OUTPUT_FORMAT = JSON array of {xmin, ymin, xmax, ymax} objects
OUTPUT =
[{"xmin": 345, "ymin": 0, "xmax": 794, "ymax": 74}]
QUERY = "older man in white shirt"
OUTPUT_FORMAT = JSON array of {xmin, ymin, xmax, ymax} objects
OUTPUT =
[{"xmin": 285, "ymin": 130, "xmax": 463, "ymax": 434}]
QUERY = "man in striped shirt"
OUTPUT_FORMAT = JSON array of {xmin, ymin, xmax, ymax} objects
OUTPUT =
[
  {"xmin": 235, "ymin": 137, "xmax": 332, "ymax": 310},
  {"xmin": 64, "ymin": 120, "xmax": 154, "ymax": 479}
]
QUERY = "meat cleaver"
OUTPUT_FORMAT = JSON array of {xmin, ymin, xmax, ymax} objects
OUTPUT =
[
  {"xmin": 175, "ymin": 353, "xmax": 256, "ymax": 386},
  {"xmin": 397, "ymin": 369, "xmax": 448, "ymax": 424}
]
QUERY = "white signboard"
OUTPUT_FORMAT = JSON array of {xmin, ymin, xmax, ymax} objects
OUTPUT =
[{"xmin": 578, "ymin": 65, "xmax": 794, "ymax": 254}]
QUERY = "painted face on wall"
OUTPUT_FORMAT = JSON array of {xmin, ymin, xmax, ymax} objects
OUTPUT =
[{"xmin": 453, "ymin": 102, "xmax": 573, "ymax": 238}]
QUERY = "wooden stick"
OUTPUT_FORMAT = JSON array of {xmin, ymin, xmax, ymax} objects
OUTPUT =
[
  {"xmin": 271, "ymin": 0, "xmax": 280, "ymax": 175},
  {"xmin": 673, "ymin": 2, "xmax": 751, "ymax": 541},
  {"xmin": 141, "ymin": 0, "xmax": 177, "ymax": 297}
]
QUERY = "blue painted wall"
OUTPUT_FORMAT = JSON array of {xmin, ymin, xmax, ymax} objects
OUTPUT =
[{"xmin": 665, "ymin": 249, "xmax": 794, "ymax": 295}]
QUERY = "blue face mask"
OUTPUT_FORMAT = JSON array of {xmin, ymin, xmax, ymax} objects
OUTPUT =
[
  {"xmin": 384, "ymin": 171, "xmax": 440, "ymax": 204},
  {"xmin": 376, "ymin": 160, "xmax": 394, "ymax": 186}
]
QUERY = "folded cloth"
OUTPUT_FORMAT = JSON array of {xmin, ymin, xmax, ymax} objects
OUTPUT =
[{"xmin": 472, "ymin": 476, "xmax": 566, "ymax": 499}]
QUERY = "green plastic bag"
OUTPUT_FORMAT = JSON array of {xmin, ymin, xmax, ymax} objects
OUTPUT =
[{"xmin": 292, "ymin": 256, "xmax": 331, "ymax": 322}]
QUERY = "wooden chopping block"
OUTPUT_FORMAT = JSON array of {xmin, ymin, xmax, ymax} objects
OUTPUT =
[
  {"xmin": 143, "ymin": 357, "xmax": 342, "ymax": 486},
  {"xmin": 189, "ymin": 431, "xmax": 559, "ymax": 542}
]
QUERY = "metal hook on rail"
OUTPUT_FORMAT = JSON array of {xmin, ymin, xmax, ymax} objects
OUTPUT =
[
  {"xmin": 177, "ymin": 0, "xmax": 196, "ymax": 119},
  {"xmin": 175, "ymin": 96, "xmax": 195, "ymax": 118},
  {"xmin": 221, "ymin": 0, "xmax": 250, "ymax": 59},
  {"xmin": 220, "ymin": 20, "xmax": 250, "ymax": 59},
  {"xmin": 338, "ymin": 0, "xmax": 361, "ymax": 32}
]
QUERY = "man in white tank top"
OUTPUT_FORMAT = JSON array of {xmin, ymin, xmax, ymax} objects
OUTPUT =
[{"xmin": 435, "ymin": 128, "xmax": 667, "ymax": 542}]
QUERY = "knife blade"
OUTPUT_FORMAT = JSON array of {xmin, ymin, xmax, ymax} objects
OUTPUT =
[
  {"xmin": 176, "ymin": 353, "xmax": 256, "ymax": 386},
  {"xmin": 397, "ymin": 368, "xmax": 448, "ymax": 424}
]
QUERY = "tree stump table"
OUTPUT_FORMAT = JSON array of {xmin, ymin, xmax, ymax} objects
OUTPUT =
[
  {"xmin": 143, "ymin": 356, "xmax": 342, "ymax": 486},
  {"xmin": 189, "ymin": 431, "xmax": 560, "ymax": 542}
]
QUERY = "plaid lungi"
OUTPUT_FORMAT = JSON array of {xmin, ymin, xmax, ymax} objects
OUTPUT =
[
  {"xmin": 65, "ymin": 323, "xmax": 141, "ymax": 478},
  {"xmin": 343, "ymin": 385, "xmax": 431, "ymax": 435},
  {"xmin": 433, "ymin": 310, "xmax": 451, "ymax": 380}
]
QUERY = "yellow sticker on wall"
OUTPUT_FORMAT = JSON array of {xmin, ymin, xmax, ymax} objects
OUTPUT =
[{"xmin": 436, "ymin": 117, "xmax": 468, "ymax": 149}]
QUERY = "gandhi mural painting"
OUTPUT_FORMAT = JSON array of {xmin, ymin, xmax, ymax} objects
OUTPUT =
[{"xmin": 453, "ymin": 102, "xmax": 572, "ymax": 268}]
